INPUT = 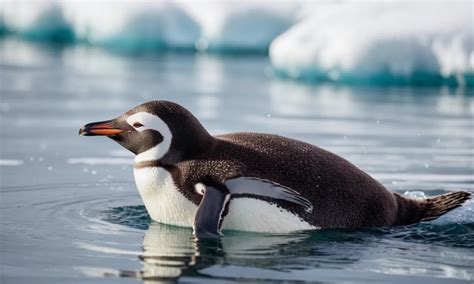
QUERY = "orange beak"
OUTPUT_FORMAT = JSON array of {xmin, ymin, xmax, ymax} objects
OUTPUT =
[{"xmin": 79, "ymin": 120, "xmax": 128, "ymax": 136}]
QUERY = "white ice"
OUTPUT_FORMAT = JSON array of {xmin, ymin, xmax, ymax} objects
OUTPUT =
[
  {"xmin": 0, "ymin": 0, "xmax": 300, "ymax": 52},
  {"xmin": 270, "ymin": 1, "xmax": 474, "ymax": 84}
]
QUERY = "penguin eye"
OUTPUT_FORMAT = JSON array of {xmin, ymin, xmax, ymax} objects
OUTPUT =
[{"xmin": 132, "ymin": 122, "xmax": 144, "ymax": 128}]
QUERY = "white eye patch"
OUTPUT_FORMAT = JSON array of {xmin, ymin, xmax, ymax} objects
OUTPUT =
[{"xmin": 126, "ymin": 112, "xmax": 173, "ymax": 162}]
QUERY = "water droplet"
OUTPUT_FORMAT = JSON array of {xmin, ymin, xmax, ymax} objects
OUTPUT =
[
  {"xmin": 266, "ymin": 113, "xmax": 271, "ymax": 118},
  {"xmin": 376, "ymin": 120, "xmax": 380, "ymax": 124},
  {"xmin": 436, "ymin": 138, "xmax": 441, "ymax": 143},
  {"xmin": 424, "ymin": 164, "xmax": 430, "ymax": 168},
  {"xmin": 343, "ymin": 136, "xmax": 347, "ymax": 140},
  {"xmin": 47, "ymin": 166, "xmax": 53, "ymax": 171},
  {"xmin": 403, "ymin": 190, "xmax": 426, "ymax": 200},
  {"xmin": 392, "ymin": 181, "xmax": 397, "ymax": 185},
  {"xmin": 91, "ymin": 170, "xmax": 97, "ymax": 175},
  {"xmin": 38, "ymin": 157, "xmax": 44, "ymax": 162}
]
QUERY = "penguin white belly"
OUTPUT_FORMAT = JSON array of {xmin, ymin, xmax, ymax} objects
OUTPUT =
[
  {"xmin": 133, "ymin": 167, "xmax": 315, "ymax": 233},
  {"xmin": 223, "ymin": 198, "xmax": 316, "ymax": 233},
  {"xmin": 133, "ymin": 167, "xmax": 197, "ymax": 227}
]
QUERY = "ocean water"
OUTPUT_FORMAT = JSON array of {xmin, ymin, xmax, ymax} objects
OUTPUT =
[{"xmin": 0, "ymin": 39, "xmax": 473, "ymax": 283}]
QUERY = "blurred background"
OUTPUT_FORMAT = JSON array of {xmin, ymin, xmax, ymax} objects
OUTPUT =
[
  {"xmin": 1, "ymin": 0, "xmax": 472, "ymax": 84},
  {"xmin": 0, "ymin": 1, "xmax": 473, "ymax": 283}
]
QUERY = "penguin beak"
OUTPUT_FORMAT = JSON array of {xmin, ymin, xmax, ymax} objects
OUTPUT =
[{"xmin": 79, "ymin": 120, "xmax": 128, "ymax": 136}]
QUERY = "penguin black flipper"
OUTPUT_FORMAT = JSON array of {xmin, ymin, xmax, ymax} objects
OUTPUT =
[
  {"xmin": 225, "ymin": 177, "xmax": 313, "ymax": 213},
  {"xmin": 193, "ymin": 184, "xmax": 230, "ymax": 239}
]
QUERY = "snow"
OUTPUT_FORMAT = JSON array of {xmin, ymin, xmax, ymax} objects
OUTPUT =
[{"xmin": 269, "ymin": 1, "xmax": 474, "ymax": 85}]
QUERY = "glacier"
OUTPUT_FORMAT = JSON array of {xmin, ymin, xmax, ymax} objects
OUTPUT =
[{"xmin": 270, "ymin": 1, "xmax": 474, "ymax": 86}]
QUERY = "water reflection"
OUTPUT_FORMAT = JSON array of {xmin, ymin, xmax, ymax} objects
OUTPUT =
[
  {"xmin": 103, "ymin": 204, "xmax": 473, "ymax": 282},
  {"xmin": 139, "ymin": 224, "xmax": 196, "ymax": 281},
  {"xmin": 132, "ymin": 222, "xmax": 314, "ymax": 282}
]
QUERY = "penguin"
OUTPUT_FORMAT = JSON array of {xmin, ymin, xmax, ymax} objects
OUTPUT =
[{"xmin": 79, "ymin": 100, "xmax": 470, "ymax": 238}]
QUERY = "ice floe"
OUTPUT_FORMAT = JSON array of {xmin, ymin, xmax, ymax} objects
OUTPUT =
[{"xmin": 270, "ymin": 1, "xmax": 473, "ymax": 85}]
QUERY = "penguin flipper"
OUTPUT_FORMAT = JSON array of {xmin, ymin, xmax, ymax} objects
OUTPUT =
[
  {"xmin": 225, "ymin": 177, "xmax": 313, "ymax": 213},
  {"xmin": 193, "ymin": 184, "xmax": 230, "ymax": 239}
]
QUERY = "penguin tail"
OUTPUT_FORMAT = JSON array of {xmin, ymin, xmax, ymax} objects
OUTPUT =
[{"xmin": 421, "ymin": 191, "xmax": 471, "ymax": 222}]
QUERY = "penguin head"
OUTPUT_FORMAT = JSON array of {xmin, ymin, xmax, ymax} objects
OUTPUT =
[{"xmin": 79, "ymin": 101, "xmax": 213, "ymax": 164}]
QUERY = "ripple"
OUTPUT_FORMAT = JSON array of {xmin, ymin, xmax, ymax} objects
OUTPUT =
[
  {"xmin": 0, "ymin": 159, "xmax": 24, "ymax": 166},
  {"xmin": 67, "ymin": 157, "xmax": 133, "ymax": 165},
  {"xmin": 102, "ymin": 205, "xmax": 151, "ymax": 230},
  {"xmin": 1, "ymin": 179, "xmax": 473, "ymax": 282}
]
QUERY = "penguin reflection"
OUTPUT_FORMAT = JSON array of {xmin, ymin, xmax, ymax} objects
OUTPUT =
[{"xmin": 133, "ymin": 222, "xmax": 312, "ymax": 283}]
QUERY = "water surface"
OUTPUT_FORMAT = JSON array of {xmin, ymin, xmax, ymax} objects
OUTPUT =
[{"xmin": 0, "ymin": 39, "xmax": 473, "ymax": 283}]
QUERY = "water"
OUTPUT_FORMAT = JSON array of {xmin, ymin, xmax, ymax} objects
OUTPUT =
[{"xmin": 0, "ymin": 39, "xmax": 473, "ymax": 283}]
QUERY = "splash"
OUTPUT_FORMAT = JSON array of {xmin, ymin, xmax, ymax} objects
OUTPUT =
[{"xmin": 404, "ymin": 190, "xmax": 473, "ymax": 224}]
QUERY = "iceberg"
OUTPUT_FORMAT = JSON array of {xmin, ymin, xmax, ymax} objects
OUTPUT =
[
  {"xmin": 61, "ymin": 1, "xmax": 200, "ymax": 51},
  {"xmin": 0, "ymin": 0, "xmax": 299, "ymax": 52},
  {"xmin": 181, "ymin": 1, "xmax": 298, "ymax": 52},
  {"xmin": 0, "ymin": 1, "xmax": 74, "ymax": 42},
  {"xmin": 0, "ymin": 0, "xmax": 201, "ymax": 49},
  {"xmin": 270, "ymin": 1, "xmax": 474, "ymax": 85}
]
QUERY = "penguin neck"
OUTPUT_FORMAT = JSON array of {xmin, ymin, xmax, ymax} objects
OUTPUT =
[{"xmin": 134, "ymin": 159, "xmax": 167, "ymax": 169}]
